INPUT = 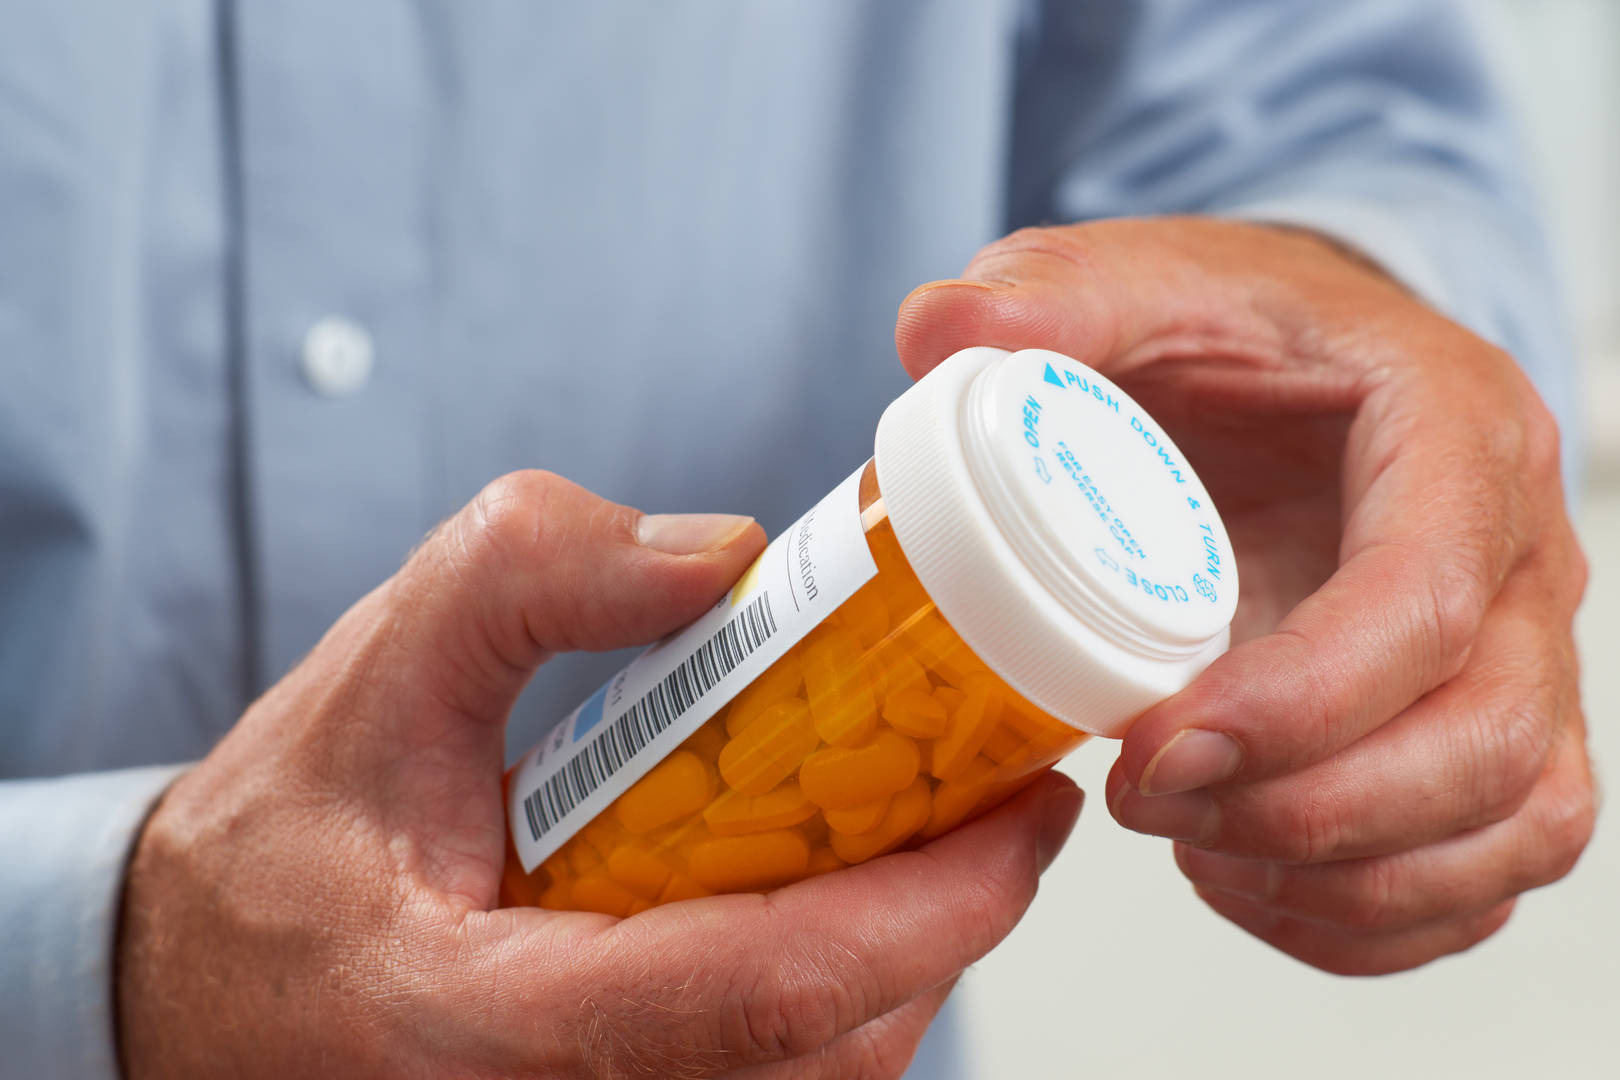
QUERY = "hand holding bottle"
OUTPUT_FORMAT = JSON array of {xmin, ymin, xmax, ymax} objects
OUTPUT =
[
  {"xmin": 116, "ymin": 471, "xmax": 1082, "ymax": 1078},
  {"xmin": 897, "ymin": 217, "xmax": 1595, "ymax": 975}
]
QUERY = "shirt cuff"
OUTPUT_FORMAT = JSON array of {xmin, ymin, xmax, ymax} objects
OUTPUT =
[
  {"xmin": 1220, "ymin": 195, "xmax": 1460, "ymax": 322},
  {"xmin": 0, "ymin": 764, "xmax": 189, "ymax": 1080}
]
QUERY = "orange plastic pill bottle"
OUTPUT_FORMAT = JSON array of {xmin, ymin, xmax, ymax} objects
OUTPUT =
[{"xmin": 501, "ymin": 346, "xmax": 1238, "ymax": 915}]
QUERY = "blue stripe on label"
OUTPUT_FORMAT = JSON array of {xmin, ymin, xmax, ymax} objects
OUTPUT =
[{"xmin": 571, "ymin": 679, "xmax": 611, "ymax": 743}]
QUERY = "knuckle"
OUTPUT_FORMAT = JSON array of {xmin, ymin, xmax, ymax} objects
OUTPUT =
[
  {"xmin": 1335, "ymin": 861, "xmax": 1406, "ymax": 932},
  {"xmin": 1468, "ymin": 368, "xmax": 1531, "ymax": 469},
  {"xmin": 723, "ymin": 947, "xmax": 868, "ymax": 1063},
  {"xmin": 1519, "ymin": 394, "xmax": 1563, "ymax": 484},
  {"xmin": 1543, "ymin": 526, "xmax": 1593, "ymax": 614},
  {"xmin": 1448, "ymin": 899, "xmax": 1519, "ymax": 961},
  {"xmin": 1471, "ymin": 684, "xmax": 1559, "ymax": 822},
  {"xmin": 1280, "ymin": 793, "xmax": 1352, "ymax": 865},
  {"xmin": 960, "ymin": 843, "xmax": 1040, "ymax": 925},
  {"xmin": 733, "ymin": 985, "xmax": 801, "ymax": 1062},
  {"xmin": 1420, "ymin": 560, "xmax": 1489, "ymax": 682},
  {"xmin": 1281, "ymin": 638, "xmax": 1342, "ymax": 763},
  {"xmin": 1540, "ymin": 777, "xmax": 1598, "ymax": 885},
  {"xmin": 974, "ymin": 224, "xmax": 1074, "ymax": 263},
  {"xmin": 920, "ymin": 844, "xmax": 1041, "ymax": 958},
  {"xmin": 464, "ymin": 469, "xmax": 565, "ymax": 565},
  {"xmin": 1569, "ymin": 540, "xmax": 1592, "ymax": 603},
  {"xmin": 1218, "ymin": 629, "xmax": 1339, "ymax": 770},
  {"xmin": 966, "ymin": 226, "xmax": 1106, "ymax": 294}
]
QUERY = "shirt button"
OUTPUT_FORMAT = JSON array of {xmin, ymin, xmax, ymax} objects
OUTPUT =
[{"xmin": 301, "ymin": 315, "xmax": 375, "ymax": 397}]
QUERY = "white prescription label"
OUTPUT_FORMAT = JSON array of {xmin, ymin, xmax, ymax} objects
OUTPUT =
[{"xmin": 507, "ymin": 463, "xmax": 879, "ymax": 872}]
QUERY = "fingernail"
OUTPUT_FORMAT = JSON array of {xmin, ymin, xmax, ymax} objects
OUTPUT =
[
  {"xmin": 898, "ymin": 279, "xmax": 1000, "ymax": 314},
  {"xmin": 1036, "ymin": 783, "xmax": 1084, "ymax": 873},
  {"xmin": 1139, "ymin": 729, "xmax": 1243, "ymax": 795},
  {"xmin": 1111, "ymin": 784, "xmax": 1219, "ymax": 846},
  {"xmin": 1176, "ymin": 845, "xmax": 1281, "ymax": 901},
  {"xmin": 904, "ymin": 278, "xmax": 998, "ymax": 299},
  {"xmin": 635, "ymin": 513, "xmax": 754, "ymax": 555}
]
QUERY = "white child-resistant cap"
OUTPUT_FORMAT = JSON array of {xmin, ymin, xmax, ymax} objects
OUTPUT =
[{"xmin": 874, "ymin": 347, "xmax": 1238, "ymax": 738}]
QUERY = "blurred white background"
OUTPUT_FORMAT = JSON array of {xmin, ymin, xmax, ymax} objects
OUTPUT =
[
  {"xmin": 1477, "ymin": 0, "xmax": 1620, "ymax": 475},
  {"xmin": 961, "ymin": 3, "xmax": 1620, "ymax": 1076}
]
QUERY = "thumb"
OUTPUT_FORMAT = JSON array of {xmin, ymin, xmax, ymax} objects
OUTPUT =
[{"xmin": 389, "ymin": 469, "xmax": 765, "ymax": 726}]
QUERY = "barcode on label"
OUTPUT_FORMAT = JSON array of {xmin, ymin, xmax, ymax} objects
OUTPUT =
[{"xmin": 522, "ymin": 594, "xmax": 779, "ymax": 844}]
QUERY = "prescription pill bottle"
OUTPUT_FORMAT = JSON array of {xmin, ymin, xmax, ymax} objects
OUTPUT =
[{"xmin": 500, "ymin": 346, "xmax": 1238, "ymax": 915}]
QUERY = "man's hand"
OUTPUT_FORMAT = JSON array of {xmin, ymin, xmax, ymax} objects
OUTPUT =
[
  {"xmin": 896, "ymin": 217, "xmax": 1595, "ymax": 975},
  {"xmin": 117, "ymin": 471, "xmax": 1083, "ymax": 1078}
]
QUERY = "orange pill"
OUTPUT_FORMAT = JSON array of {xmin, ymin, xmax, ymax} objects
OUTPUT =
[
  {"xmin": 567, "ymin": 838, "xmax": 604, "ymax": 876},
  {"xmin": 931, "ymin": 677, "xmax": 1003, "ymax": 781},
  {"xmin": 930, "ymin": 642, "xmax": 989, "ymax": 689},
  {"xmin": 972, "ymin": 775, "xmax": 1030, "ymax": 819},
  {"xmin": 870, "ymin": 538, "xmax": 929, "ymax": 616},
  {"xmin": 932, "ymin": 685, "xmax": 966, "ymax": 715},
  {"xmin": 804, "ymin": 847, "xmax": 847, "ymax": 878},
  {"xmin": 899, "ymin": 609, "xmax": 959, "ymax": 669},
  {"xmin": 703, "ymin": 781, "xmax": 817, "ymax": 836},
  {"xmin": 882, "ymin": 583, "xmax": 931, "ymax": 622},
  {"xmin": 724, "ymin": 657, "xmax": 803, "ymax": 737},
  {"xmin": 682, "ymin": 716, "xmax": 729, "ymax": 762},
  {"xmin": 920, "ymin": 755, "xmax": 997, "ymax": 840},
  {"xmin": 882, "ymin": 687, "xmax": 948, "ymax": 739},
  {"xmin": 570, "ymin": 874, "xmax": 639, "ymax": 917},
  {"xmin": 798, "ymin": 811, "xmax": 830, "ymax": 847},
  {"xmin": 799, "ymin": 729, "xmax": 920, "ymax": 810},
  {"xmin": 804, "ymin": 630, "xmax": 879, "ymax": 747},
  {"xmin": 877, "ymin": 654, "xmax": 932, "ymax": 705},
  {"xmin": 868, "ymin": 525, "xmax": 910, "ymax": 575},
  {"xmin": 829, "ymin": 777, "xmax": 932, "ymax": 863},
  {"xmin": 687, "ymin": 829, "xmax": 811, "ymax": 892},
  {"xmin": 718, "ymin": 698, "xmax": 818, "ymax": 795},
  {"xmin": 615, "ymin": 750, "xmax": 717, "ymax": 833},
  {"xmin": 606, "ymin": 843, "xmax": 675, "ymax": 899},
  {"xmin": 657, "ymin": 872, "xmax": 713, "ymax": 904},
  {"xmin": 835, "ymin": 587, "xmax": 890, "ymax": 648},
  {"xmin": 984, "ymin": 734, "xmax": 1064, "ymax": 777},
  {"xmin": 813, "ymin": 692, "xmax": 879, "ymax": 748},
  {"xmin": 979, "ymin": 723, "xmax": 1025, "ymax": 764},
  {"xmin": 541, "ymin": 852, "xmax": 573, "ymax": 885},
  {"xmin": 639, "ymin": 814, "xmax": 705, "ymax": 851},
  {"xmin": 580, "ymin": 815, "xmax": 622, "ymax": 857},
  {"xmin": 506, "ymin": 872, "xmax": 548, "ymax": 908},
  {"xmin": 915, "ymin": 739, "xmax": 934, "ymax": 778},
  {"xmin": 1002, "ymin": 700, "xmax": 1077, "ymax": 748},
  {"xmin": 823, "ymin": 794, "xmax": 890, "ymax": 835},
  {"xmin": 537, "ymin": 881, "xmax": 573, "ymax": 910}
]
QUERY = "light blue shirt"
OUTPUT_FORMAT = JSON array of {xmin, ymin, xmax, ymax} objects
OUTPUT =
[{"xmin": 0, "ymin": 2, "xmax": 1572, "ymax": 1076}]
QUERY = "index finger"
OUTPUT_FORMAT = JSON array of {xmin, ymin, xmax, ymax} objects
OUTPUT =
[{"xmin": 1122, "ymin": 339, "xmax": 1568, "ymax": 793}]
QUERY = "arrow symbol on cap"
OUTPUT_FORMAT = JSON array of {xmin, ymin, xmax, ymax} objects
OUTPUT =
[{"xmin": 1043, "ymin": 362, "xmax": 1065, "ymax": 388}]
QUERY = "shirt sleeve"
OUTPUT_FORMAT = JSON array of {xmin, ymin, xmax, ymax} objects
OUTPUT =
[
  {"xmin": 0, "ymin": 765, "xmax": 188, "ymax": 1080},
  {"xmin": 1008, "ymin": 0, "xmax": 1578, "ymax": 491}
]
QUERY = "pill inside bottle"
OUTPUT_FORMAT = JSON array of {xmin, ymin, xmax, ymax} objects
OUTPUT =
[{"xmin": 501, "ymin": 346, "xmax": 1239, "ymax": 915}]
